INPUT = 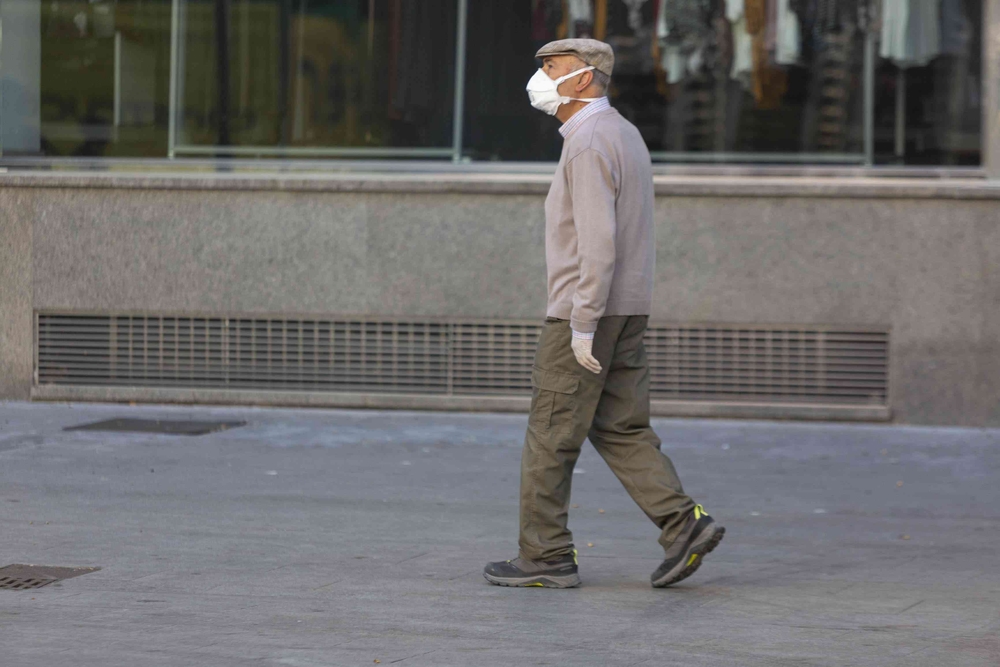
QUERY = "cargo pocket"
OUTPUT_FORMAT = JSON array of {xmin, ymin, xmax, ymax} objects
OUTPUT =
[{"xmin": 529, "ymin": 366, "xmax": 580, "ymax": 434}]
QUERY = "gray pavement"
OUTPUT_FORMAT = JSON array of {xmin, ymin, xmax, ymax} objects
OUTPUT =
[{"xmin": 1, "ymin": 401, "xmax": 998, "ymax": 667}]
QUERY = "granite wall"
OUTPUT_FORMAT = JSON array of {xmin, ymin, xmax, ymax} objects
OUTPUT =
[
  {"xmin": 3, "ymin": 173, "xmax": 998, "ymax": 426},
  {"xmin": 0, "ymin": 188, "xmax": 34, "ymax": 400}
]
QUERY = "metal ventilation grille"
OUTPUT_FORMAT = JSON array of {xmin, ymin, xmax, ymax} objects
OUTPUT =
[
  {"xmin": 37, "ymin": 315, "xmax": 450, "ymax": 394},
  {"xmin": 37, "ymin": 314, "xmax": 888, "ymax": 405},
  {"xmin": 452, "ymin": 323, "xmax": 538, "ymax": 394},
  {"xmin": 645, "ymin": 326, "xmax": 888, "ymax": 405}
]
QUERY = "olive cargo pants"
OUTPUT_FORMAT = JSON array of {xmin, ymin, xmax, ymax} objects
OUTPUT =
[{"xmin": 519, "ymin": 315, "xmax": 696, "ymax": 561}]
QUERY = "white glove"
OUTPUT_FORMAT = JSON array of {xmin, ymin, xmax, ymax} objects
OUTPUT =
[{"xmin": 571, "ymin": 335, "xmax": 603, "ymax": 374}]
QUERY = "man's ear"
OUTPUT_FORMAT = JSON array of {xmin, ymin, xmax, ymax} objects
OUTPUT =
[{"xmin": 577, "ymin": 70, "xmax": 593, "ymax": 92}]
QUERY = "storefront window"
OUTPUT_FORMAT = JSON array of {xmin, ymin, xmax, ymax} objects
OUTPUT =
[
  {"xmin": 0, "ymin": 0, "xmax": 985, "ymax": 167},
  {"xmin": 873, "ymin": 0, "xmax": 981, "ymax": 165},
  {"xmin": 467, "ymin": 0, "xmax": 876, "ymax": 163},
  {"xmin": 31, "ymin": 0, "xmax": 170, "ymax": 157},
  {"xmin": 174, "ymin": 0, "xmax": 457, "ymax": 157}
]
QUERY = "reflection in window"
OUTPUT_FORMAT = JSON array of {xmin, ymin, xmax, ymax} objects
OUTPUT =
[
  {"xmin": 874, "ymin": 0, "xmax": 981, "ymax": 165},
  {"xmin": 652, "ymin": 0, "xmax": 870, "ymax": 158},
  {"xmin": 465, "ymin": 0, "xmax": 873, "ymax": 162},
  {"xmin": 34, "ymin": 0, "xmax": 171, "ymax": 157},
  {"xmin": 0, "ymin": 0, "xmax": 983, "ymax": 166},
  {"xmin": 463, "ymin": 2, "xmax": 563, "ymax": 162},
  {"xmin": 176, "ymin": 0, "xmax": 456, "ymax": 154}
]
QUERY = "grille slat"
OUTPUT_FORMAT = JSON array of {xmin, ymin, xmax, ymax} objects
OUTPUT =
[{"xmin": 37, "ymin": 314, "xmax": 888, "ymax": 406}]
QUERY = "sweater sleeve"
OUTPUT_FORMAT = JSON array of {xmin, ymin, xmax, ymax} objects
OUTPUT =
[{"xmin": 566, "ymin": 147, "xmax": 618, "ymax": 334}]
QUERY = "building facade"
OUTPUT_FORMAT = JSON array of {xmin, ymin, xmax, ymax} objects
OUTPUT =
[{"xmin": 2, "ymin": 0, "xmax": 999, "ymax": 426}]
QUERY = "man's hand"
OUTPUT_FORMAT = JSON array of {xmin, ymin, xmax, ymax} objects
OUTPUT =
[{"xmin": 571, "ymin": 336, "xmax": 602, "ymax": 374}]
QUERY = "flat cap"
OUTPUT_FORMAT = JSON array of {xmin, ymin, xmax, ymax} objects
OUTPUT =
[{"xmin": 535, "ymin": 39, "xmax": 614, "ymax": 77}]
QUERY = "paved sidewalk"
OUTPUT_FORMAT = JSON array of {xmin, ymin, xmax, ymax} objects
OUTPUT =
[{"xmin": 1, "ymin": 401, "xmax": 998, "ymax": 667}]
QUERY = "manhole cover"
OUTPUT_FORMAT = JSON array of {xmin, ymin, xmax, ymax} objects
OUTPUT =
[
  {"xmin": 64, "ymin": 419, "xmax": 245, "ymax": 436},
  {"xmin": 0, "ymin": 564, "xmax": 100, "ymax": 590}
]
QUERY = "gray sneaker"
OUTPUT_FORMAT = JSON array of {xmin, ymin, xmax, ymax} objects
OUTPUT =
[
  {"xmin": 483, "ymin": 550, "xmax": 581, "ymax": 588},
  {"xmin": 651, "ymin": 505, "xmax": 725, "ymax": 588}
]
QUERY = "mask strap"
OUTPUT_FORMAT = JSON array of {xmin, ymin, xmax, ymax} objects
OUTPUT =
[{"xmin": 554, "ymin": 65, "xmax": 596, "ymax": 86}]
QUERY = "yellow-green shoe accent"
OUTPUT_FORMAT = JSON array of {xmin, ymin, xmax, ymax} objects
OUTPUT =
[
  {"xmin": 651, "ymin": 508, "xmax": 725, "ymax": 588},
  {"xmin": 483, "ymin": 553, "xmax": 582, "ymax": 588}
]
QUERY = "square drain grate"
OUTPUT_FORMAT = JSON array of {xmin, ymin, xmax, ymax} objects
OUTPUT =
[
  {"xmin": 64, "ymin": 418, "xmax": 245, "ymax": 436},
  {"xmin": 0, "ymin": 564, "xmax": 100, "ymax": 590}
]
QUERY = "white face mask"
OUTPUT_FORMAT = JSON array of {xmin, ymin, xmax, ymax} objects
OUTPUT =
[{"xmin": 526, "ymin": 66, "xmax": 601, "ymax": 116}]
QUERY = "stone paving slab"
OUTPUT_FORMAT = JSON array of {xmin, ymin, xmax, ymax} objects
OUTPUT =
[{"xmin": 0, "ymin": 401, "xmax": 998, "ymax": 666}]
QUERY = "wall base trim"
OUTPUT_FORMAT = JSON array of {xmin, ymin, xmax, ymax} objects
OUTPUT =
[{"xmin": 31, "ymin": 385, "xmax": 891, "ymax": 422}]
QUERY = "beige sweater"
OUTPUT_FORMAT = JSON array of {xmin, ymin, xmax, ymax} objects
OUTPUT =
[{"xmin": 544, "ymin": 107, "xmax": 655, "ymax": 334}]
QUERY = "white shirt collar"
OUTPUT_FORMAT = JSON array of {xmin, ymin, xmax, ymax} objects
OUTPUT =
[{"xmin": 558, "ymin": 97, "xmax": 612, "ymax": 138}]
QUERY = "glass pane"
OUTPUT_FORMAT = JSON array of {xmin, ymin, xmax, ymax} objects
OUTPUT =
[
  {"xmin": 176, "ymin": 0, "xmax": 457, "ymax": 154},
  {"xmin": 1, "ymin": 0, "xmax": 986, "ymax": 167},
  {"xmin": 463, "ymin": 2, "xmax": 562, "ymax": 162},
  {"xmin": 464, "ymin": 0, "xmax": 876, "ymax": 163},
  {"xmin": 1, "ymin": 0, "xmax": 41, "ymax": 155},
  {"xmin": 873, "ymin": 0, "xmax": 981, "ymax": 165},
  {"xmin": 2, "ymin": 0, "xmax": 171, "ymax": 157}
]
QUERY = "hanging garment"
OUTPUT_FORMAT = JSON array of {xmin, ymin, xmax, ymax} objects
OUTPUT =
[
  {"xmin": 800, "ymin": 23, "xmax": 857, "ymax": 151},
  {"xmin": 724, "ymin": 0, "xmax": 754, "ymax": 84},
  {"xmin": 775, "ymin": 0, "xmax": 801, "ymax": 64},
  {"xmin": 467, "ymin": 0, "xmax": 534, "ymax": 117},
  {"xmin": 717, "ymin": 3, "xmax": 734, "ymax": 68},
  {"xmin": 623, "ymin": 0, "xmax": 648, "ymax": 30},
  {"xmin": 388, "ymin": 0, "xmax": 457, "ymax": 146},
  {"xmin": 660, "ymin": 45, "xmax": 688, "ymax": 83},
  {"xmin": 594, "ymin": 0, "xmax": 609, "ymax": 38},
  {"xmin": 656, "ymin": 0, "xmax": 714, "ymax": 80},
  {"xmin": 751, "ymin": 31, "xmax": 788, "ymax": 108},
  {"xmin": 880, "ymin": 0, "xmax": 940, "ymax": 67},
  {"xmin": 655, "ymin": 0, "xmax": 668, "ymax": 41},
  {"xmin": 745, "ymin": 0, "xmax": 766, "ymax": 33},
  {"xmin": 532, "ymin": 0, "xmax": 564, "ymax": 42},
  {"xmin": 732, "ymin": 24, "xmax": 754, "ymax": 84},
  {"xmin": 659, "ymin": 0, "xmax": 714, "ymax": 47},
  {"xmin": 656, "ymin": 0, "xmax": 685, "ymax": 82},
  {"xmin": 764, "ymin": 0, "xmax": 778, "ymax": 57},
  {"xmin": 939, "ymin": 0, "xmax": 971, "ymax": 57},
  {"xmin": 567, "ymin": 0, "xmax": 595, "ymax": 37},
  {"xmin": 810, "ymin": 0, "xmax": 861, "ymax": 33},
  {"xmin": 746, "ymin": 0, "xmax": 787, "ymax": 109},
  {"xmin": 725, "ymin": 0, "xmax": 743, "ymax": 22},
  {"xmin": 607, "ymin": 0, "xmax": 656, "ymax": 74}
]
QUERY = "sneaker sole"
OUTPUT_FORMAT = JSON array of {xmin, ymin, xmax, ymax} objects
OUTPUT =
[
  {"xmin": 651, "ymin": 525, "xmax": 725, "ymax": 588},
  {"xmin": 483, "ymin": 572, "xmax": 581, "ymax": 589}
]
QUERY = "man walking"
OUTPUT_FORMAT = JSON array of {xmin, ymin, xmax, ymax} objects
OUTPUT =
[{"xmin": 483, "ymin": 39, "xmax": 724, "ymax": 589}]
